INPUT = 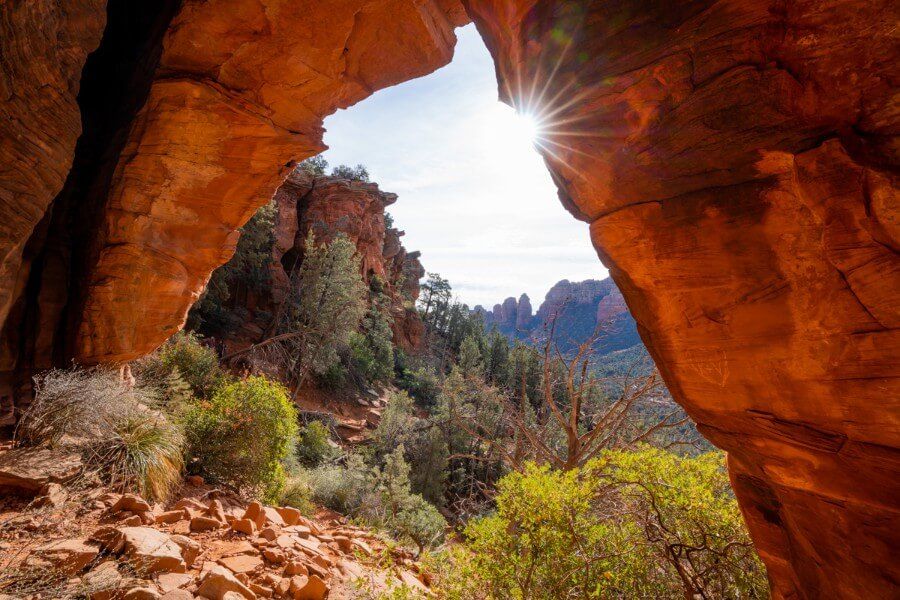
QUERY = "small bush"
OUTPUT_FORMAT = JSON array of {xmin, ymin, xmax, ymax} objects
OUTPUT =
[
  {"xmin": 17, "ymin": 367, "xmax": 185, "ymax": 502},
  {"xmin": 395, "ymin": 363, "xmax": 441, "ymax": 409},
  {"xmin": 296, "ymin": 421, "xmax": 337, "ymax": 467},
  {"xmin": 18, "ymin": 368, "xmax": 145, "ymax": 446},
  {"xmin": 360, "ymin": 446, "xmax": 446, "ymax": 557},
  {"xmin": 185, "ymin": 376, "xmax": 298, "ymax": 502},
  {"xmin": 148, "ymin": 331, "xmax": 226, "ymax": 398},
  {"xmin": 89, "ymin": 411, "xmax": 184, "ymax": 501},
  {"xmin": 331, "ymin": 163, "xmax": 370, "ymax": 182},
  {"xmin": 280, "ymin": 474, "xmax": 314, "ymax": 516},
  {"xmin": 307, "ymin": 453, "xmax": 370, "ymax": 513}
]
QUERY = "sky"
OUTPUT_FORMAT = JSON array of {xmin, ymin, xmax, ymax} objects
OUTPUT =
[{"xmin": 321, "ymin": 24, "xmax": 605, "ymax": 309}]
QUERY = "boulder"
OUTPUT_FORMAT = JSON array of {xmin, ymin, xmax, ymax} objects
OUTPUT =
[
  {"xmin": 275, "ymin": 507, "xmax": 301, "ymax": 526},
  {"xmin": 156, "ymin": 572, "xmax": 192, "ymax": 593},
  {"xmin": 230, "ymin": 518, "xmax": 256, "ymax": 535},
  {"xmin": 196, "ymin": 565, "xmax": 257, "ymax": 600},
  {"xmin": 283, "ymin": 561, "xmax": 308, "ymax": 577},
  {"xmin": 93, "ymin": 527, "xmax": 186, "ymax": 574},
  {"xmin": 206, "ymin": 499, "xmax": 227, "ymax": 523},
  {"xmin": 33, "ymin": 482, "xmax": 68, "ymax": 508},
  {"xmin": 0, "ymin": 448, "xmax": 82, "ymax": 494},
  {"xmin": 292, "ymin": 574, "xmax": 328, "ymax": 600},
  {"xmin": 169, "ymin": 535, "xmax": 200, "ymax": 567},
  {"xmin": 218, "ymin": 554, "xmax": 263, "ymax": 574},
  {"xmin": 111, "ymin": 494, "xmax": 152, "ymax": 515},
  {"xmin": 191, "ymin": 516, "xmax": 223, "ymax": 532},
  {"xmin": 27, "ymin": 538, "xmax": 99, "ymax": 575},
  {"xmin": 122, "ymin": 588, "xmax": 161, "ymax": 600},
  {"xmin": 156, "ymin": 510, "xmax": 187, "ymax": 524}
]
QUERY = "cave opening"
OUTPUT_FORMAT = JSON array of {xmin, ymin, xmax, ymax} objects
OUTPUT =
[{"xmin": 0, "ymin": 0, "xmax": 184, "ymax": 404}]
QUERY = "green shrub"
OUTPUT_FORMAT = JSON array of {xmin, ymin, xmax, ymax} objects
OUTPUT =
[
  {"xmin": 307, "ymin": 453, "xmax": 371, "ymax": 513},
  {"xmin": 185, "ymin": 376, "xmax": 298, "ymax": 502},
  {"xmin": 453, "ymin": 449, "xmax": 767, "ymax": 599},
  {"xmin": 360, "ymin": 446, "xmax": 446, "ymax": 557},
  {"xmin": 395, "ymin": 363, "xmax": 441, "ymax": 409},
  {"xmin": 151, "ymin": 331, "xmax": 226, "ymax": 398},
  {"xmin": 296, "ymin": 421, "xmax": 337, "ymax": 467},
  {"xmin": 280, "ymin": 474, "xmax": 314, "ymax": 516}
]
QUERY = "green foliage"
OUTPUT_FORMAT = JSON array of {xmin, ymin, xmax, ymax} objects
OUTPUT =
[
  {"xmin": 189, "ymin": 201, "xmax": 276, "ymax": 333},
  {"xmin": 277, "ymin": 232, "xmax": 367, "ymax": 386},
  {"xmin": 457, "ymin": 335, "xmax": 483, "ymax": 376},
  {"xmin": 371, "ymin": 391, "xmax": 418, "ymax": 459},
  {"xmin": 280, "ymin": 474, "xmax": 314, "ymax": 516},
  {"xmin": 307, "ymin": 453, "xmax": 371, "ymax": 513},
  {"xmin": 372, "ymin": 391, "xmax": 448, "ymax": 505},
  {"xmin": 434, "ymin": 368, "xmax": 507, "ymax": 505},
  {"xmin": 300, "ymin": 155, "xmax": 328, "ymax": 176},
  {"xmin": 332, "ymin": 163, "xmax": 370, "ymax": 182},
  {"xmin": 395, "ymin": 357, "xmax": 441, "ymax": 409},
  {"xmin": 447, "ymin": 449, "xmax": 767, "ymax": 599},
  {"xmin": 92, "ymin": 411, "xmax": 185, "ymax": 502},
  {"xmin": 18, "ymin": 367, "xmax": 186, "ymax": 502},
  {"xmin": 360, "ymin": 446, "xmax": 447, "ymax": 557},
  {"xmin": 149, "ymin": 331, "xmax": 226, "ymax": 399},
  {"xmin": 184, "ymin": 376, "xmax": 298, "ymax": 502},
  {"xmin": 296, "ymin": 420, "xmax": 337, "ymax": 467},
  {"xmin": 348, "ymin": 292, "xmax": 395, "ymax": 386}
]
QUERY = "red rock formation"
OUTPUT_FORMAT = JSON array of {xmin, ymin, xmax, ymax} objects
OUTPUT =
[
  {"xmin": 0, "ymin": 0, "xmax": 106, "ymax": 415},
  {"xmin": 467, "ymin": 0, "xmax": 899, "ymax": 596},
  {"xmin": 193, "ymin": 168, "xmax": 424, "ymax": 353},
  {"xmin": 0, "ymin": 0, "xmax": 105, "ymax": 329},
  {"xmin": 0, "ymin": 1, "xmax": 896, "ymax": 596},
  {"xmin": 515, "ymin": 293, "xmax": 533, "ymax": 330}
]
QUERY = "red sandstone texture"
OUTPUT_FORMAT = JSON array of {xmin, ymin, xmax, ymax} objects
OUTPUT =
[
  {"xmin": 0, "ymin": 0, "xmax": 106, "ymax": 415},
  {"xmin": 0, "ymin": 1, "xmax": 897, "ymax": 597},
  {"xmin": 202, "ymin": 168, "xmax": 424, "ymax": 353},
  {"xmin": 467, "ymin": 0, "xmax": 899, "ymax": 597}
]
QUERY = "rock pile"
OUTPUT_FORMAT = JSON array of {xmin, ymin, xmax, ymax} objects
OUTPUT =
[{"xmin": 1, "ymin": 483, "xmax": 430, "ymax": 599}]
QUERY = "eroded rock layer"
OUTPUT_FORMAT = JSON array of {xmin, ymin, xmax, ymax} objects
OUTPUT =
[
  {"xmin": 192, "ymin": 168, "xmax": 424, "ymax": 353},
  {"xmin": 466, "ymin": 0, "xmax": 899, "ymax": 597},
  {"xmin": 0, "ymin": 0, "xmax": 897, "ymax": 597}
]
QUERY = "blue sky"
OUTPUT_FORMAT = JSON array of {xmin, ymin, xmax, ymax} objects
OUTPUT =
[{"xmin": 321, "ymin": 24, "xmax": 604, "ymax": 308}]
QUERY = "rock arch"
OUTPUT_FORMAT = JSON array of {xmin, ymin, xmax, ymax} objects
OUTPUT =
[{"xmin": 0, "ymin": 1, "xmax": 897, "ymax": 597}]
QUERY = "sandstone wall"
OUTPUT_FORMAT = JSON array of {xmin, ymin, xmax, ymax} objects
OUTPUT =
[
  {"xmin": 195, "ymin": 168, "xmax": 424, "ymax": 354},
  {"xmin": 466, "ymin": 0, "xmax": 898, "ymax": 596},
  {"xmin": 0, "ymin": 1, "xmax": 896, "ymax": 596}
]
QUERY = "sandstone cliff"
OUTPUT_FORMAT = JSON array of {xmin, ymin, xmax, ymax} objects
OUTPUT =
[
  {"xmin": 189, "ymin": 168, "xmax": 424, "ymax": 354},
  {"xmin": 478, "ymin": 278, "xmax": 640, "ymax": 355},
  {"xmin": 0, "ymin": 1, "xmax": 896, "ymax": 596}
]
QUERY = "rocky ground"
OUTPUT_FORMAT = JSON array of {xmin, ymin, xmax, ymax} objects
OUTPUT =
[{"xmin": 0, "ymin": 445, "xmax": 430, "ymax": 600}]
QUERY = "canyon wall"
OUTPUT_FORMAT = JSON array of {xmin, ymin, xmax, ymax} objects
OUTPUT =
[
  {"xmin": 0, "ymin": 0, "xmax": 896, "ymax": 597},
  {"xmin": 190, "ymin": 168, "xmax": 424, "ymax": 354},
  {"xmin": 466, "ymin": 0, "xmax": 899, "ymax": 597}
]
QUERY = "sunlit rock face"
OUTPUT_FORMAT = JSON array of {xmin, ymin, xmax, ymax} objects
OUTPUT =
[
  {"xmin": 0, "ymin": 0, "xmax": 465, "ymax": 407},
  {"xmin": 74, "ymin": 0, "xmax": 467, "ymax": 363},
  {"xmin": 466, "ymin": 0, "xmax": 899, "ymax": 597},
  {"xmin": 189, "ymin": 168, "xmax": 424, "ymax": 353},
  {"xmin": 281, "ymin": 170, "xmax": 426, "ymax": 352},
  {"xmin": 0, "ymin": 0, "xmax": 896, "ymax": 596}
]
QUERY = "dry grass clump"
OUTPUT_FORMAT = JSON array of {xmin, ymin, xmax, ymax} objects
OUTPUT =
[
  {"xmin": 15, "ymin": 367, "xmax": 185, "ymax": 502},
  {"xmin": 86, "ymin": 410, "xmax": 185, "ymax": 502}
]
